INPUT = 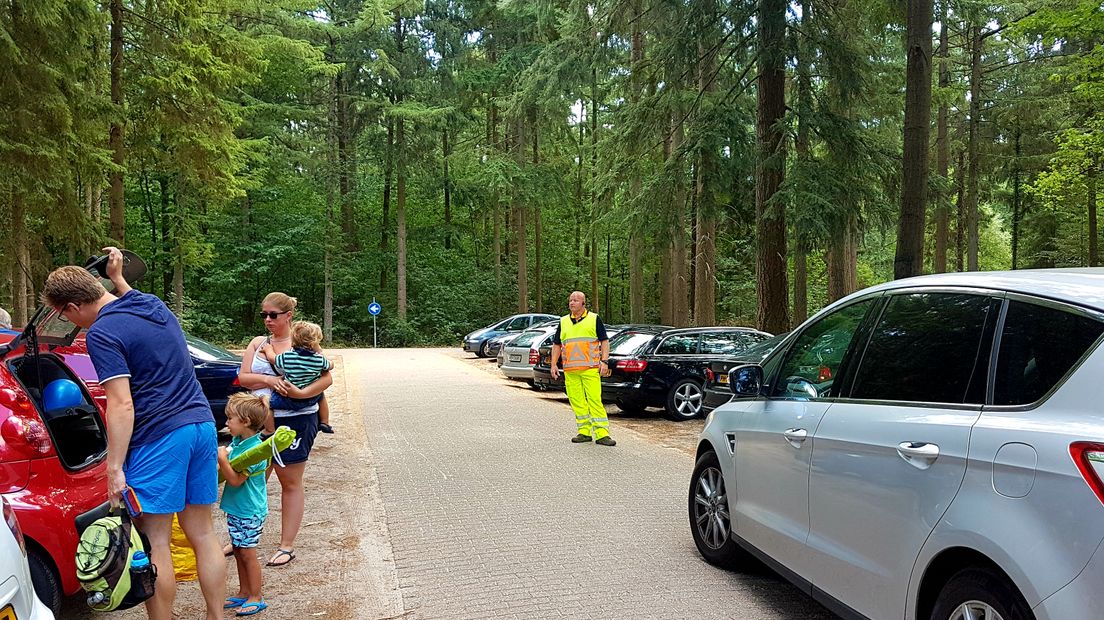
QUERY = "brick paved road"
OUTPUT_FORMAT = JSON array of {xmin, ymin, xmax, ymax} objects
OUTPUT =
[{"xmin": 356, "ymin": 348, "xmax": 835, "ymax": 620}]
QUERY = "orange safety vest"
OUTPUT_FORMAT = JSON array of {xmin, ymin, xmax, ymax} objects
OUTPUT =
[{"xmin": 560, "ymin": 311, "xmax": 601, "ymax": 372}]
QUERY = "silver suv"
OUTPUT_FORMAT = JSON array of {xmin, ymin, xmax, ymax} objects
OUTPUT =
[{"xmin": 690, "ymin": 269, "xmax": 1104, "ymax": 620}]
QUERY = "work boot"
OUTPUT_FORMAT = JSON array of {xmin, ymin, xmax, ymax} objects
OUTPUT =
[
  {"xmin": 571, "ymin": 433, "xmax": 593, "ymax": 443},
  {"xmin": 596, "ymin": 436, "xmax": 617, "ymax": 447}
]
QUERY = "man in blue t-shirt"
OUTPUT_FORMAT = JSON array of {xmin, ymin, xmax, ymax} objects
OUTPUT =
[{"xmin": 41, "ymin": 247, "xmax": 225, "ymax": 620}]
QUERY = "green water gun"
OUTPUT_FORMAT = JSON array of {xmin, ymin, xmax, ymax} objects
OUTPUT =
[{"xmin": 218, "ymin": 426, "xmax": 297, "ymax": 483}]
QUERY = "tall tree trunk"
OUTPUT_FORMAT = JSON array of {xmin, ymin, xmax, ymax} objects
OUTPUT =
[
  {"xmin": 379, "ymin": 118, "xmax": 392, "ymax": 290},
  {"xmin": 159, "ymin": 176, "xmax": 172, "ymax": 298},
  {"xmin": 532, "ymin": 112, "xmax": 542, "ymax": 312},
  {"xmin": 628, "ymin": 3, "xmax": 646, "ymax": 322},
  {"xmin": 826, "ymin": 212, "xmax": 859, "ymax": 301},
  {"xmin": 1090, "ymin": 155, "xmax": 1098, "ymax": 267},
  {"xmin": 955, "ymin": 148, "xmax": 966, "ymax": 271},
  {"xmin": 966, "ymin": 26, "xmax": 982, "ymax": 271},
  {"xmin": 694, "ymin": 35, "xmax": 717, "ymax": 327},
  {"xmin": 1011, "ymin": 130, "xmax": 1021, "ymax": 269},
  {"xmin": 513, "ymin": 114, "xmax": 528, "ymax": 312},
  {"xmin": 934, "ymin": 8, "xmax": 950, "ymax": 273},
  {"xmin": 396, "ymin": 114, "xmax": 407, "ymax": 321},
  {"xmin": 443, "ymin": 128, "xmax": 452, "ymax": 249},
  {"xmin": 755, "ymin": 0, "xmax": 789, "ymax": 333},
  {"xmin": 335, "ymin": 69, "xmax": 357, "ymax": 251},
  {"xmin": 794, "ymin": 2, "xmax": 811, "ymax": 326},
  {"xmin": 793, "ymin": 247, "xmax": 808, "ymax": 324},
  {"xmin": 11, "ymin": 191, "xmax": 27, "ymax": 327},
  {"xmin": 672, "ymin": 117, "xmax": 689, "ymax": 327},
  {"xmin": 589, "ymin": 71, "xmax": 600, "ymax": 311},
  {"xmin": 895, "ymin": 0, "xmax": 934, "ymax": 278},
  {"xmin": 172, "ymin": 211, "xmax": 184, "ymax": 316},
  {"xmin": 109, "ymin": 0, "xmax": 125, "ymax": 245}
]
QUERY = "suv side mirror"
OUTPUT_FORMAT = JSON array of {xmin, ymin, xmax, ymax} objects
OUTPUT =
[{"xmin": 729, "ymin": 364, "xmax": 764, "ymax": 397}]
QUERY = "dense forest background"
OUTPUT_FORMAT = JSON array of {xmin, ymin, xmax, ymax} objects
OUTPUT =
[{"xmin": 0, "ymin": 0, "xmax": 1100, "ymax": 345}]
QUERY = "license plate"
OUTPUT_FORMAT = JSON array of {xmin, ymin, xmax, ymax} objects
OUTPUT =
[
  {"xmin": 718, "ymin": 373, "xmax": 729, "ymax": 384},
  {"xmin": 1, "ymin": 604, "xmax": 15, "ymax": 620},
  {"xmin": 509, "ymin": 354, "xmax": 521, "ymax": 362}
]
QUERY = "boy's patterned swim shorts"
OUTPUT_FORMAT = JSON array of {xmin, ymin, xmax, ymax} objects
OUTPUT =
[{"xmin": 227, "ymin": 513, "xmax": 265, "ymax": 548}]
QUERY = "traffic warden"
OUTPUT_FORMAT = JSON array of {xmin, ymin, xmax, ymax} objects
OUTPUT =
[{"xmin": 550, "ymin": 291, "xmax": 616, "ymax": 446}]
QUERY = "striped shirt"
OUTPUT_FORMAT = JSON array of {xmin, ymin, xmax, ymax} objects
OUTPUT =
[{"xmin": 274, "ymin": 347, "xmax": 333, "ymax": 389}]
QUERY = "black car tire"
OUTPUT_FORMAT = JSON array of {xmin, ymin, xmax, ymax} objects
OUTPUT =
[
  {"xmin": 478, "ymin": 340, "xmax": 490, "ymax": 358},
  {"xmin": 616, "ymin": 400, "xmax": 647, "ymax": 414},
  {"xmin": 930, "ymin": 567, "xmax": 1033, "ymax": 620},
  {"xmin": 665, "ymin": 378, "xmax": 704, "ymax": 421},
  {"xmin": 688, "ymin": 450, "xmax": 744, "ymax": 570},
  {"xmin": 28, "ymin": 548, "xmax": 62, "ymax": 616}
]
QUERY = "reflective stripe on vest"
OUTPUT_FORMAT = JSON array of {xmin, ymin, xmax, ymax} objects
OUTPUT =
[{"xmin": 560, "ymin": 312, "xmax": 601, "ymax": 371}]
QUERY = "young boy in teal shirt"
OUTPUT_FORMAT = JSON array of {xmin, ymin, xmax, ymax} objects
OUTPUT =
[{"xmin": 217, "ymin": 393, "xmax": 271, "ymax": 616}]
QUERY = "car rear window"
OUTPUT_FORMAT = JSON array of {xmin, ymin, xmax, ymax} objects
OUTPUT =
[
  {"xmin": 849, "ymin": 293, "xmax": 995, "ymax": 404},
  {"xmin": 993, "ymin": 300, "xmax": 1104, "ymax": 406},
  {"xmin": 511, "ymin": 331, "xmax": 542, "ymax": 348},
  {"xmin": 610, "ymin": 332, "xmax": 655, "ymax": 356}
]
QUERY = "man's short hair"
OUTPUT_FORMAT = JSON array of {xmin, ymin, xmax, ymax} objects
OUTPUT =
[{"xmin": 41, "ymin": 266, "xmax": 106, "ymax": 308}]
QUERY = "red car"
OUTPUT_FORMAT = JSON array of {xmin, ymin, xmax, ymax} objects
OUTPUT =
[{"xmin": 0, "ymin": 253, "xmax": 144, "ymax": 615}]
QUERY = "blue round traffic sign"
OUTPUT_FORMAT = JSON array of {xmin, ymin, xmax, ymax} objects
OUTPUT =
[{"xmin": 368, "ymin": 302, "xmax": 382, "ymax": 316}]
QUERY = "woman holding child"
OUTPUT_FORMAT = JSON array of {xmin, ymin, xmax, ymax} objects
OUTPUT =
[{"xmin": 237, "ymin": 292, "xmax": 332, "ymax": 568}]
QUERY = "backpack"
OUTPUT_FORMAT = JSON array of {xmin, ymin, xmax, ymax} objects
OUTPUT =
[{"xmin": 75, "ymin": 508, "xmax": 156, "ymax": 611}]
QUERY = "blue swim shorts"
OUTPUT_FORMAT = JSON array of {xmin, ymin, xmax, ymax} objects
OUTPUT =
[
  {"xmin": 227, "ymin": 513, "xmax": 265, "ymax": 548},
  {"xmin": 124, "ymin": 421, "xmax": 218, "ymax": 514}
]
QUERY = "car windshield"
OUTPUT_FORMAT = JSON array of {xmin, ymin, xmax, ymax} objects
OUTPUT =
[
  {"xmin": 609, "ymin": 331, "xmax": 655, "ymax": 356},
  {"xmin": 186, "ymin": 335, "xmax": 239, "ymax": 362}
]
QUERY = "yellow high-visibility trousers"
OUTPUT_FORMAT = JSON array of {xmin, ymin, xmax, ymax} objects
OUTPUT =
[{"xmin": 564, "ymin": 368, "xmax": 609, "ymax": 439}]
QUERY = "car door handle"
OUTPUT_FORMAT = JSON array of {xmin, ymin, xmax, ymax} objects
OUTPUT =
[
  {"xmin": 897, "ymin": 442, "xmax": 940, "ymax": 468},
  {"xmin": 783, "ymin": 428, "xmax": 808, "ymax": 447}
]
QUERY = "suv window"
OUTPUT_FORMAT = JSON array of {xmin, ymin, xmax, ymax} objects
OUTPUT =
[
  {"xmin": 773, "ymin": 300, "xmax": 875, "ymax": 399},
  {"xmin": 700, "ymin": 332, "xmax": 766, "ymax": 355},
  {"xmin": 994, "ymin": 300, "xmax": 1104, "ymax": 406},
  {"xmin": 850, "ymin": 293, "xmax": 994, "ymax": 404},
  {"xmin": 656, "ymin": 334, "xmax": 698, "ymax": 355},
  {"xmin": 505, "ymin": 316, "xmax": 530, "ymax": 331}
]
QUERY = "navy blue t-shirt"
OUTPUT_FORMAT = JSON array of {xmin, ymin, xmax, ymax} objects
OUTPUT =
[{"xmin": 86, "ymin": 290, "xmax": 213, "ymax": 447}]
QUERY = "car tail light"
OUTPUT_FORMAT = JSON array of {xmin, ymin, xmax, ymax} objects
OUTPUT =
[
  {"xmin": 1071, "ymin": 442, "xmax": 1104, "ymax": 507},
  {"xmin": 0, "ymin": 387, "xmax": 52, "ymax": 455},
  {"xmin": 529, "ymin": 349, "xmax": 539, "ymax": 364},
  {"xmin": 619, "ymin": 359, "xmax": 648, "ymax": 373},
  {"xmin": 705, "ymin": 368, "xmax": 715, "ymax": 384},
  {"xmin": 2, "ymin": 496, "xmax": 25, "ymax": 556},
  {"xmin": 817, "ymin": 366, "xmax": 832, "ymax": 382}
]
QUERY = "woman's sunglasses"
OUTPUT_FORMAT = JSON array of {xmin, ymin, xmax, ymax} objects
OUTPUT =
[{"xmin": 259, "ymin": 311, "xmax": 289, "ymax": 320}]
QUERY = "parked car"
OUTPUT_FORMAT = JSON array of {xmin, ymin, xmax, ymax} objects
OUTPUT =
[
  {"xmin": 690, "ymin": 269, "xmax": 1104, "ymax": 620},
  {"xmin": 603, "ymin": 326, "xmax": 772, "ymax": 420},
  {"xmin": 701, "ymin": 332, "xmax": 787, "ymax": 414},
  {"xmin": 531, "ymin": 323, "xmax": 630, "ymax": 391},
  {"xmin": 0, "ymin": 251, "xmax": 146, "ymax": 616},
  {"xmin": 462, "ymin": 313, "xmax": 557, "ymax": 358},
  {"xmin": 489, "ymin": 320, "xmax": 559, "ymax": 360},
  {"xmin": 1, "ymin": 496, "xmax": 54, "ymax": 619},
  {"xmin": 185, "ymin": 334, "xmax": 245, "ymax": 429},
  {"xmin": 497, "ymin": 325, "xmax": 559, "ymax": 385}
]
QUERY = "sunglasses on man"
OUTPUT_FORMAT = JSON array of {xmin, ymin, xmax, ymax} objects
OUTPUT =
[{"xmin": 259, "ymin": 311, "xmax": 289, "ymax": 320}]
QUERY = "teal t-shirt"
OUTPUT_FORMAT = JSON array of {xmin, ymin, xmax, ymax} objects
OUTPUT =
[{"xmin": 219, "ymin": 434, "xmax": 268, "ymax": 519}]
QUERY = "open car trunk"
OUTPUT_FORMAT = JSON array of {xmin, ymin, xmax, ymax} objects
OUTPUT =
[{"xmin": 6, "ymin": 352, "xmax": 106, "ymax": 470}]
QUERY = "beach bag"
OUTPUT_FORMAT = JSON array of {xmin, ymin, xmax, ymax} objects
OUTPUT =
[{"xmin": 75, "ymin": 508, "xmax": 156, "ymax": 611}]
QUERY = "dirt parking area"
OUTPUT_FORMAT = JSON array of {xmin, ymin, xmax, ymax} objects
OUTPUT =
[{"xmin": 446, "ymin": 348, "xmax": 706, "ymax": 457}]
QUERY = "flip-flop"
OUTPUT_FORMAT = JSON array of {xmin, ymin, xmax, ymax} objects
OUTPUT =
[
  {"xmin": 236, "ymin": 600, "xmax": 267, "ymax": 616},
  {"xmin": 224, "ymin": 597, "xmax": 246, "ymax": 609},
  {"xmin": 265, "ymin": 548, "xmax": 295, "ymax": 567}
]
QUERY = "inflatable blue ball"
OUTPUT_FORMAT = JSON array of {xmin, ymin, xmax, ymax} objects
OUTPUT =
[{"xmin": 43, "ymin": 379, "xmax": 83, "ymax": 412}]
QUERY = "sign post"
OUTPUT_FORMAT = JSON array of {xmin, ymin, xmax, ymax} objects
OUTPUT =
[{"xmin": 368, "ymin": 299, "xmax": 381, "ymax": 347}]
